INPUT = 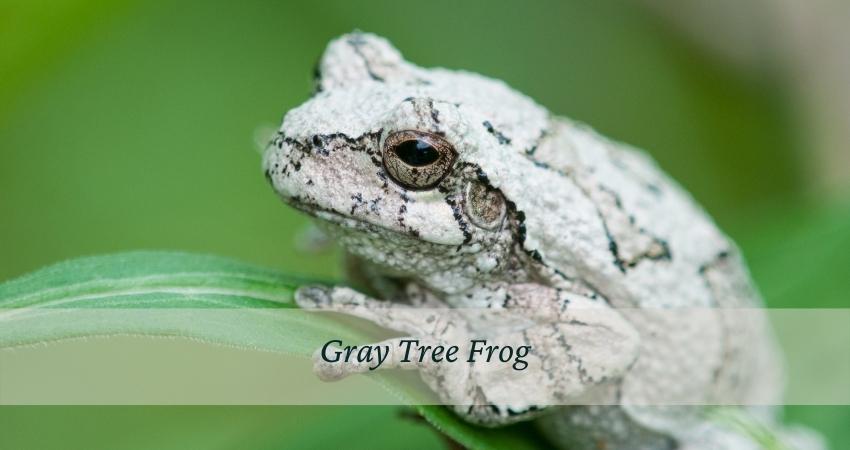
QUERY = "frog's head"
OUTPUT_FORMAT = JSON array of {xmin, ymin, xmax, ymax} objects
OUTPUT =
[{"xmin": 264, "ymin": 32, "xmax": 550, "ymax": 289}]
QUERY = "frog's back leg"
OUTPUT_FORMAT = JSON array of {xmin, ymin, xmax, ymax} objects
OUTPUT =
[
  {"xmin": 537, "ymin": 406, "xmax": 676, "ymax": 450},
  {"xmin": 538, "ymin": 406, "xmax": 827, "ymax": 450}
]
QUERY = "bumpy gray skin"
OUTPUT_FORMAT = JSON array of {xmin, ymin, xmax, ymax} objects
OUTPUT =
[{"xmin": 264, "ymin": 33, "xmax": 824, "ymax": 450}]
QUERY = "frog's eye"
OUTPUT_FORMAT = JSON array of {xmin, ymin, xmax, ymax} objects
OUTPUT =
[{"xmin": 383, "ymin": 130, "xmax": 457, "ymax": 190}]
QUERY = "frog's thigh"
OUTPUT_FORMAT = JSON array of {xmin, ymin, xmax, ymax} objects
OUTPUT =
[
  {"xmin": 427, "ymin": 324, "xmax": 635, "ymax": 427},
  {"xmin": 676, "ymin": 411, "xmax": 825, "ymax": 450},
  {"xmin": 537, "ymin": 406, "xmax": 678, "ymax": 450},
  {"xmin": 539, "ymin": 406, "xmax": 824, "ymax": 450},
  {"xmin": 295, "ymin": 285, "xmax": 444, "ymax": 335},
  {"xmin": 502, "ymin": 285, "xmax": 642, "ymax": 390},
  {"xmin": 457, "ymin": 322, "xmax": 634, "ymax": 425}
]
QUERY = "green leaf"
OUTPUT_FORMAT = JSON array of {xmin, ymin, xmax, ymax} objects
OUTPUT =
[
  {"xmin": 707, "ymin": 408, "xmax": 792, "ymax": 450},
  {"xmin": 0, "ymin": 251, "xmax": 546, "ymax": 450},
  {"xmin": 741, "ymin": 201, "xmax": 850, "ymax": 308}
]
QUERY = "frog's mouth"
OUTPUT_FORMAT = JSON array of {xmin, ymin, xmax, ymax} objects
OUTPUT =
[
  {"xmin": 284, "ymin": 196, "xmax": 395, "ymax": 236},
  {"xmin": 284, "ymin": 197, "xmax": 346, "ymax": 223}
]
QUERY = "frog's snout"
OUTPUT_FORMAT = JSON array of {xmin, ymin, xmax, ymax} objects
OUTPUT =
[{"xmin": 263, "ymin": 137, "xmax": 300, "ymax": 200}]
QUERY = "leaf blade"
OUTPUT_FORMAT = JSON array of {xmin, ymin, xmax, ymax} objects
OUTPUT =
[{"xmin": 0, "ymin": 250, "xmax": 543, "ymax": 450}]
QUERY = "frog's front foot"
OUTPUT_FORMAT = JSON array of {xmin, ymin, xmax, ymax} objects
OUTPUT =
[
  {"xmin": 294, "ymin": 285, "xmax": 334, "ymax": 309},
  {"xmin": 294, "ymin": 285, "xmax": 459, "ymax": 336},
  {"xmin": 294, "ymin": 284, "xmax": 641, "ymax": 427}
]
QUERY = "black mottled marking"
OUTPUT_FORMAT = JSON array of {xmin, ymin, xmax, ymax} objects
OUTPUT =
[
  {"xmin": 368, "ymin": 197, "xmax": 381, "ymax": 214},
  {"xmin": 646, "ymin": 182, "xmax": 662, "ymax": 196},
  {"xmin": 609, "ymin": 151, "xmax": 668, "ymax": 199},
  {"xmin": 444, "ymin": 195, "xmax": 472, "ymax": 249},
  {"xmin": 599, "ymin": 184, "xmax": 623, "ymax": 209},
  {"xmin": 376, "ymin": 170, "xmax": 389, "ymax": 189},
  {"xmin": 577, "ymin": 279, "xmax": 612, "ymax": 307},
  {"xmin": 311, "ymin": 58, "xmax": 323, "ymax": 94},
  {"xmin": 501, "ymin": 292, "xmax": 513, "ymax": 308},
  {"xmin": 565, "ymin": 318, "xmax": 592, "ymax": 327},
  {"xmin": 552, "ymin": 267, "xmax": 572, "ymax": 283},
  {"xmin": 350, "ymin": 192, "xmax": 365, "ymax": 215},
  {"xmin": 506, "ymin": 405, "xmax": 539, "ymax": 417},
  {"xmin": 590, "ymin": 187, "xmax": 627, "ymax": 273},
  {"xmin": 521, "ymin": 151, "xmax": 574, "ymax": 180},
  {"xmin": 504, "ymin": 198, "xmax": 556, "ymax": 274},
  {"xmin": 474, "ymin": 167, "xmax": 490, "ymax": 185},
  {"xmin": 629, "ymin": 236, "xmax": 671, "ymax": 267},
  {"xmin": 524, "ymin": 127, "xmax": 549, "ymax": 155},
  {"xmin": 515, "ymin": 210, "xmax": 527, "ymax": 244},
  {"xmin": 531, "ymin": 159, "xmax": 552, "ymax": 170},
  {"xmin": 458, "ymin": 162, "xmax": 559, "ymax": 279},
  {"xmin": 275, "ymin": 133, "xmax": 309, "ymax": 153},
  {"xmin": 530, "ymin": 250, "xmax": 543, "ymax": 263},
  {"xmin": 556, "ymin": 177, "xmax": 626, "ymax": 274},
  {"xmin": 482, "ymin": 120, "xmax": 511, "ymax": 145},
  {"xmin": 428, "ymin": 99, "xmax": 440, "ymax": 124},
  {"xmin": 698, "ymin": 250, "xmax": 730, "ymax": 275},
  {"xmin": 396, "ymin": 203, "xmax": 410, "ymax": 232},
  {"xmin": 276, "ymin": 131, "xmax": 382, "ymax": 165},
  {"xmin": 319, "ymin": 131, "xmax": 381, "ymax": 150},
  {"xmin": 607, "ymin": 234, "xmax": 626, "ymax": 273},
  {"xmin": 697, "ymin": 249, "xmax": 736, "ymax": 388},
  {"xmin": 558, "ymin": 291, "xmax": 572, "ymax": 312},
  {"xmin": 554, "ymin": 324, "xmax": 597, "ymax": 385},
  {"xmin": 346, "ymin": 34, "xmax": 385, "ymax": 82},
  {"xmin": 584, "ymin": 183, "xmax": 673, "ymax": 272},
  {"xmin": 503, "ymin": 199, "xmax": 528, "ymax": 250}
]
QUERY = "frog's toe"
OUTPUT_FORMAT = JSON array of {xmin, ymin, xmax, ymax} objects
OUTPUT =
[
  {"xmin": 294, "ymin": 285, "xmax": 333, "ymax": 309},
  {"xmin": 311, "ymin": 345, "xmax": 360, "ymax": 381}
]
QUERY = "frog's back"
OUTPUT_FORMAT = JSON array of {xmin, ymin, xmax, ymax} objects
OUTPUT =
[
  {"xmin": 503, "ymin": 117, "xmax": 752, "ymax": 309},
  {"xmin": 501, "ymin": 116, "xmax": 784, "ymax": 436}
]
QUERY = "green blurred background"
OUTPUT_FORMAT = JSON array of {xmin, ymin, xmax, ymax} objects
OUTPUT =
[{"xmin": 1, "ymin": 0, "xmax": 848, "ymax": 448}]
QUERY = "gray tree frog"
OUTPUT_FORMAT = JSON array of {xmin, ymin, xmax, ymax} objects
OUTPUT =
[{"xmin": 263, "ymin": 32, "xmax": 824, "ymax": 450}]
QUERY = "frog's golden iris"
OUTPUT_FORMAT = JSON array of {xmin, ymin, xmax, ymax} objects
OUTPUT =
[{"xmin": 382, "ymin": 130, "xmax": 456, "ymax": 190}]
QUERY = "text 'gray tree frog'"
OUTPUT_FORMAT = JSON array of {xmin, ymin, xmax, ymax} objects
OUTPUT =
[{"xmin": 263, "ymin": 32, "xmax": 825, "ymax": 450}]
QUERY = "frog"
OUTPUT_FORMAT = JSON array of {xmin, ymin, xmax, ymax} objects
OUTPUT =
[{"xmin": 263, "ymin": 32, "xmax": 824, "ymax": 450}]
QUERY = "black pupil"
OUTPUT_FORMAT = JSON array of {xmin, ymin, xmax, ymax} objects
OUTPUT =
[{"xmin": 394, "ymin": 139, "xmax": 440, "ymax": 167}]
